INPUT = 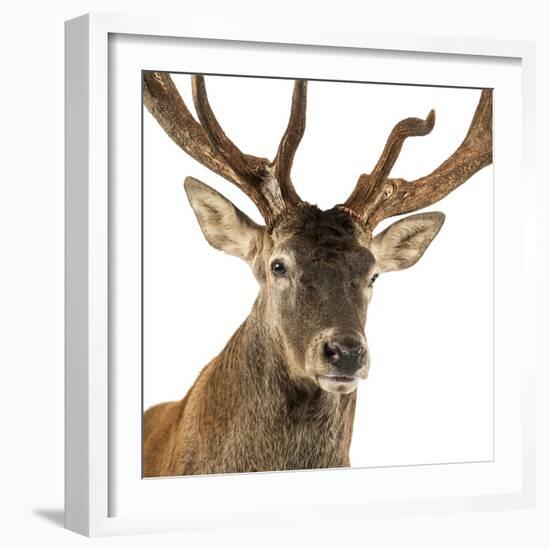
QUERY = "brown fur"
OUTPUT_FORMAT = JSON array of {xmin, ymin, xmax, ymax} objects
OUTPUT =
[{"xmin": 144, "ymin": 307, "xmax": 357, "ymax": 476}]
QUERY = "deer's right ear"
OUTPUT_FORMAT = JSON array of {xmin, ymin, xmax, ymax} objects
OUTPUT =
[
  {"xmin": 370, "ymin": 211, "xmax": 445, "ymax": 273},
  {"xmin": 184, "ymin": 176, "xmax": 265, "ymax": 264}
]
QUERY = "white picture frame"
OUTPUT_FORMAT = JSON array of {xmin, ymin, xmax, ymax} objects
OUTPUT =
[{"xmin": 65, "ymin": 13, "xmax": 537, "ymax": 537}]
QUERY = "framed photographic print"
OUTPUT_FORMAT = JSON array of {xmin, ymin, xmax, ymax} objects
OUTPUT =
[{"xmin": 65, "ymin": 13, "xmax": 536, "ymax": 536}]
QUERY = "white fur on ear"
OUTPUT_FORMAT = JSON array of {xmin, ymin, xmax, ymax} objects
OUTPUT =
[
  {"xmin": 184, "ymin": 176, "xmax": 264, "ymax": 263},
  {"xmin": 370, "ymin": 212, "xmax": 445, "ymax": 273}
]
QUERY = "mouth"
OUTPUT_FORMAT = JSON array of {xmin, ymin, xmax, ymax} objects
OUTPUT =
[
  {"xmin": 322, "ymin": 374, "xmax": 356, "ymax": 383},
  {"xmin": 317, "ymin": 374, "xmax": 359, "ymax": 394}
]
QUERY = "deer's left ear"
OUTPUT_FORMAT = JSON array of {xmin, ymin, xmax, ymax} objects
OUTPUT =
[
  {"xmin": 184, "ymin": 176, "xmax": 265, "ymax": 264},
  {"xmin": 370, "ymin": 212, "xmax": 445, "ymax": 273}
]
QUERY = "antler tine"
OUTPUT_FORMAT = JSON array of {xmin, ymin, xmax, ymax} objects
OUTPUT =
[
  {"xmin": 341, "ymin": 111, "xmax": 435, "ymax": 224},
  {"xmin": 191, "ymin": 75, "xmax": 266, "ymax": 183},
  {"xmin": 143, "ymin": 71, "xmax": 236, "ymax": 182},
  {"xmin": 144, "ymin": 71, "xmax": 306, "ymax": 227},
  {"xmin": 272, "ymin": 80, "xmax": 308, "ymax": 205},
  {"xmin": 380, "ymin": 90, "xmax": 493, "ymax": 223},
  {"xmin": 340, "ymin": 89, "xmax": 493, "ymax": 232}
]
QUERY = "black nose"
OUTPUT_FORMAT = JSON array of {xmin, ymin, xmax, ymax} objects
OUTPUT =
[{"xmin": 324, "ymin": 340, "xmax": 366, "ymax": 375}]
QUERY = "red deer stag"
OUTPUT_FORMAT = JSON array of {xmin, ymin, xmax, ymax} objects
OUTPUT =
[{"xmin": 143, "ymin": 73, "xmax": 492, "ymax": 476}]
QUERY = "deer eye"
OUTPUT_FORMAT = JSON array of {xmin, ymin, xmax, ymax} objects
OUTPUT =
[
  {"xmin": 369, "ymin": 273, "xmax": 379, "ymax": 287},
  {"xmin": 271, "ymin": 260, "xmax": 287, "ymax": 277}
]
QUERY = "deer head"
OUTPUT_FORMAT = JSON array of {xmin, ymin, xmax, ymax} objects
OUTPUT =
[{"xmin": 144, "ymin": 73, "xmax": 492, "ymax": 395}]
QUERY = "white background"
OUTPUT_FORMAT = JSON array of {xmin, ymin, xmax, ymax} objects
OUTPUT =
[
  {"xmin": 143, "ymin": 75, "xmax": 494, "ymax": 467},
  {"xmin": 0, "ymin": 1, "xmax": 548, "ymax": 549}
]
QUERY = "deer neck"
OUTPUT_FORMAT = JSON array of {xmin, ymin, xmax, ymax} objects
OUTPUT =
[
  {"xmin": 178, "ymin": 295, "xmax": 357, "ymax": 473},
  {"xmin": 222, "ymin": 295, "xmax": 357, "ymax": 433}
]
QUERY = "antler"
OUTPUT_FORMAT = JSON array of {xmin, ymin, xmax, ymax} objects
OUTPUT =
[
  {"xmin": 339, "ymin": 89, "xmax": 493, "ymax": 232},
  {"xmin": 143, "ymin": 72, "xmax": 307, "ymax": 227}
]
